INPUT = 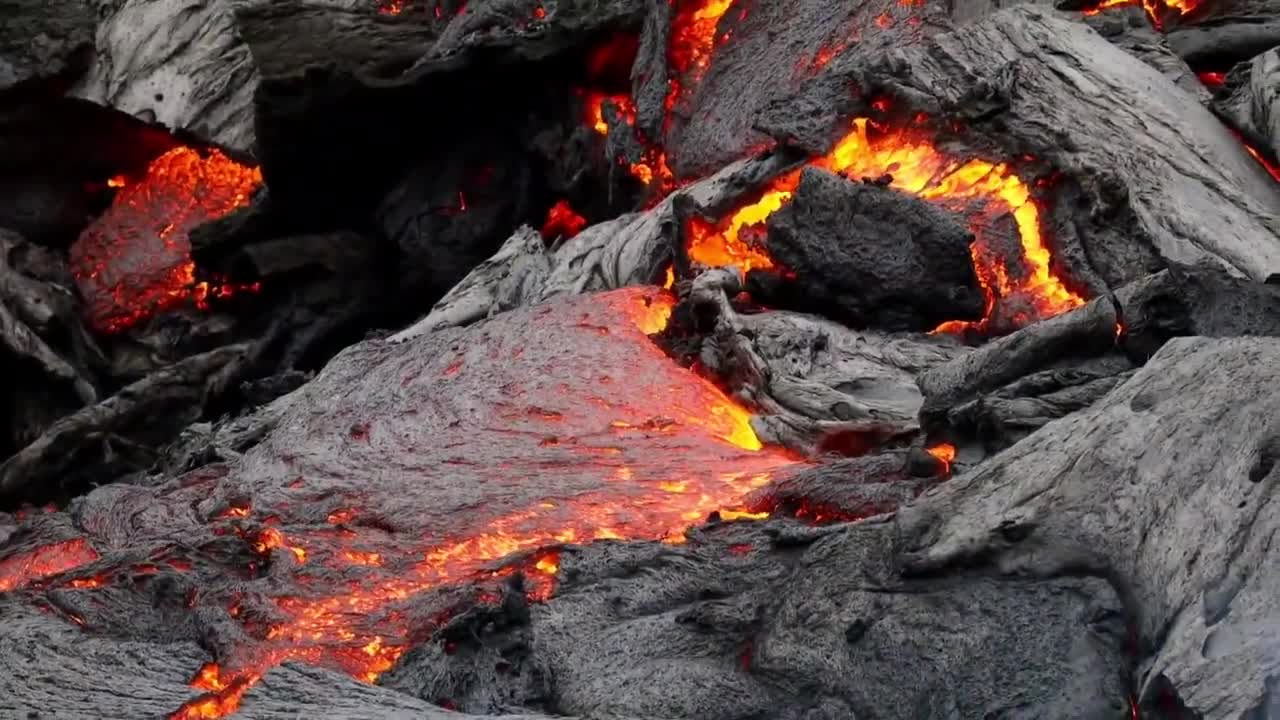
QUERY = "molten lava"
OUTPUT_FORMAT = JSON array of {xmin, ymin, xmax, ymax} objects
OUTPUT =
[
  {"xmin": 1196, "ymin": 71, "xmax": 1226, "ymax": 89},
  {"xmin": 541, "ymin": 199, "xmax": 589, "ymax": 239},
  {"xmin": 1082, "ymin": 0, "xmax": 1203, "ymax": 29},
  {"xmin": 665, "ymin": 0, "xmax": 735, "ymax": 117},
  {"xmin": 69, "ymin": 146, "xmax": 263, "ymax": 334},
  {"xmin": 687, "ymin": 117, "xmax": 1085, "ymax": 331},
  {"xmin": 162, "ymin": 287, "xmax": 798, "ymax": 718}
]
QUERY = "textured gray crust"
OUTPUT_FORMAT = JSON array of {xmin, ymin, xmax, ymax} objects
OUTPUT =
[
  {"xmin": 1214, "ymin": 47, "xmax": 1280, "ymax": 161},
  {"xmin": 649, "ymin": 0, "xmax": 954, "ymax": 179},
  {"xmin": 759, "ymin": 7, "xmax": 1280, "ymax": 291},
  {"xmin": 69, "ymin": 0, "xmax": 284, "ymax": 151},
  {"xmin": 0, "ymin": 345, "xmax": 246, "ymax": 502},
  {"xmin": 391, "ymin": 151, "xmax": 800, "ymax": 341},
  {"xmin": 896, "ymin": 336, "xmax": 1280, "ymax": 718},
  {"xmin": 0, "ymin": 0, "xmax": 96, "ymax": 93},
  {"xmin": 387, "ymin": 519, "xmax": 1128, "ymax": 719},
  {"xmin": 686, "ymin": 268, "xmax": 967, "ymax": 455},
  {"xmin": 0, "ymin": 599, "xmax": 210, "ymax": 719}
]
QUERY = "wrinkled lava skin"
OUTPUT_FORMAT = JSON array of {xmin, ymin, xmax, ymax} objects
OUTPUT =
[{"xmin": 0, "ymin": 287, "xmax": 800, "ymax": 717}]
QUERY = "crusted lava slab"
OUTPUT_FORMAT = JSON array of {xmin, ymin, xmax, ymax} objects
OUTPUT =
[
  {"xmin": 747, "ymin": 168, "xmax": 985, "ymax": 332},
  {"xmin": 0, "ymin": 287, "xmax": 801, "ymax": 717}
]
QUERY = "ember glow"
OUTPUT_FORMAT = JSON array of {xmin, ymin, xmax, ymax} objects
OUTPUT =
[
  {"xmin": 541, "ymin": 199, "xmax": 589, "ymax": 239},
  {"xmin": 687, "ymin": 117, "xmax": 1085, "ymax": 331},
  {"xmin": 70, "ymin": 146, "xmax": 263, "ymax": 334},
  {"xmin": 925, "ymin": 443, "xmax": 957, "ymax": 473},
  {"xmin": 1196, "ymin": 71, "xmax": 1226, "ymax": 89},
  {"xmin": 0, "ymin": 539, "xmax": 99, "ymax": 592},
  {"xmin": 1082, "ymin": 0, "xmax": 1203, "ymax": 28},
  {"xmin": 166, "ymin": 287, "xmax": 798, "ymax": 717}
]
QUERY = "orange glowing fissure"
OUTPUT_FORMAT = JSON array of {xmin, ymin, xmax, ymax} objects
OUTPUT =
[
  {"xmin": 169, "ymin": 289, "xmax": 799, "ymax": 719},
  {"xmin": 686, "ymin": 117, "xmax": 1085, "ymax": 331},
  {"xmin": 1082, "ymin": 0, "xmax": 1202, "ymax": 28}
]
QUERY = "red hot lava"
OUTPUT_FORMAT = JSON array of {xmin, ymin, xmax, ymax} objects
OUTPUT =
[
  {"xmin": 155, "ymin": 287, "xmax": 799, "ymax": 717},
  {"xmin": 686, "ymin": 116, "xmax": 1085, "ymax": 332},
  {"xmin": 69, "ymin": 146, "xmax": 263, "ymax": 334},
  {"xmin": 541, "ymin": 199, "xmax": 589, "ymax": 239},
  {"xmin": 1082, "ymin": 0, "xmax": 1203, "ymax": 29}
]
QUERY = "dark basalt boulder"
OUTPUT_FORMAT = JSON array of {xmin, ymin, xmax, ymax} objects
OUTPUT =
[{"xmin": 746, "ymin": 168, "xmax": 985, "ymax": 332}]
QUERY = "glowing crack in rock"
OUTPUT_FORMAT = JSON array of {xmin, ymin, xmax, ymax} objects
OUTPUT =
[{"xmin": 686, "ymin": 117, "xmax": 1086, "ymax": 332}]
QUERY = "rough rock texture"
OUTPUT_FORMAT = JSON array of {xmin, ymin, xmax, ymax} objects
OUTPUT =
[
  {"xmin": 751, "ymin": 168, "xmax": 985, "ymax": 332},
  {"xmin": 759, "ymin": 6, "xmax": 1280, "ymax": 291},
  {"xmin": 897, "ymin": 336, "xmax": 1280, "ymax": 717},
  {"xmin": 0, "ymin": 0, "xmax": 96, "ymax": 94},
  {"xmin": 684, "ymin": 268, "xmax": 969, "ymax": 455},
  {"xmin": 70, "ymin": 0, "xmax": 369, "ymax": 152},
  {"xmin": 1080, "ymin": 6, "xmax": 1213, "ymax": 100},
  {"xmin": 1213, "ymin": 47, "xmax": 1280, "ymax": 161},
  {"xmin": 387, "ymin": 518, "xmax": 1129, "ymax": 719},
  {"xmin": 392, "ymin": 151, "xmax": 801, "ymax": 340},
  {"xmin": 1117, "ymin": 262, "xmax": 1280, "ymax": 361},
  {"xmin": 642, "ymin": 0, "xmax": 952, "ymax": 179},
  {"xmin": 1166, "ymin": 0, "xmax": 1280, "ymax": 67},
  {"xmin": 915, "ymin": 295, "xmax": 1122, "ymax": 444}
]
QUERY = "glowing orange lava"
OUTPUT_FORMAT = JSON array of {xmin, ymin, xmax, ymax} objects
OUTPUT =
[
  {"xmin": 377, "ymin": 0, "xmax": 407, "ymax": 14},
  {"xmin": 169, "ymin": 287, "xmax": 798, "ymax": 718},
  {"xmin": 687, "ymin": 117, "xmax": 1085, "ymax": 331},
  {"xmin": 925, "ymin": 443, "xmax": 956, "ymax": 473},
  {"xmin": 70, "ymin": 146, "xmax": 263, "ymax": 334},
  {"xmin": 665, "ymin": 0, "xmax": 735, "ymax": 117},
  {"xmin": 0, "ymin": 539, "xmax": 99, "ymax": 592},
  {"xmin": 1082, "ymin": 0, "xmax": 1203, "ymax": 29},
  {"xmin": 541, "ymin": 199, "xmax": 589, "ymax": 239}
]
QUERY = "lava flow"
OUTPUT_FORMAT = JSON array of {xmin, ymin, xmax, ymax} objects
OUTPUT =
[
  {"xmin": 69, "ymin": 146, "xmax": 263, "ymax": 334},
  {"xmin": 163, "ymin": 287, "xmax": 799, "ymax": 718},
  {"xmin": 1082, "ymin": 0, "xmax": 1203, "ymax": 29},
  {"xmin": 686, "ymin": 116, "xmax": 1085, "ymax": 331}
]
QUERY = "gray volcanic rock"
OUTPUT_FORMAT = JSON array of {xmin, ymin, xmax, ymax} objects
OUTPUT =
[
  {"xmin": 897, "ymin": 336, "xmax": 1280, "ymax": 717},
  {"xmin": 758, "ymin": 6, "xmax": 1280, "ymax": 292},
  {"xmin": 386, "ymin": 518, "xmax": 1128, "ymax": 719},
  {"xmin": 752, "ymin": 168, "xmax": 985, "ymax": 332},
  {"xmin": 1213, "ymin": 47, "xmax": 1280, "ymax": 162},
  {"xmin": 71, "ymin": 0, "xmax": 274, "ymax": 151},
  {"xmin": 0, "ymin": 0, "xmax": 95, "ymax": 93},
  {"xmin": 1117, "ymin": 262, "xmax": 1280, "ymax": 361}
]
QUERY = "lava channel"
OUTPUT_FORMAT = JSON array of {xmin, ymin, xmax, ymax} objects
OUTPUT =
[
  {"xmin": 69, "ymin": 146, "xmax": 263, "ymax": 334},
  {"xmin": 686, "ymin": 116, "xmax": 1086, "ymax": 332},
  {"xmin": 146, "ymin": 287, "xmax": 801, "ymax": 717}
]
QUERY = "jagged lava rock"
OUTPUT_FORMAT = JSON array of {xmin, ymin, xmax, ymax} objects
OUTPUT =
[{"xmin": 897, "ymin": 336, "xmax": 1280, "ymax": 717}]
